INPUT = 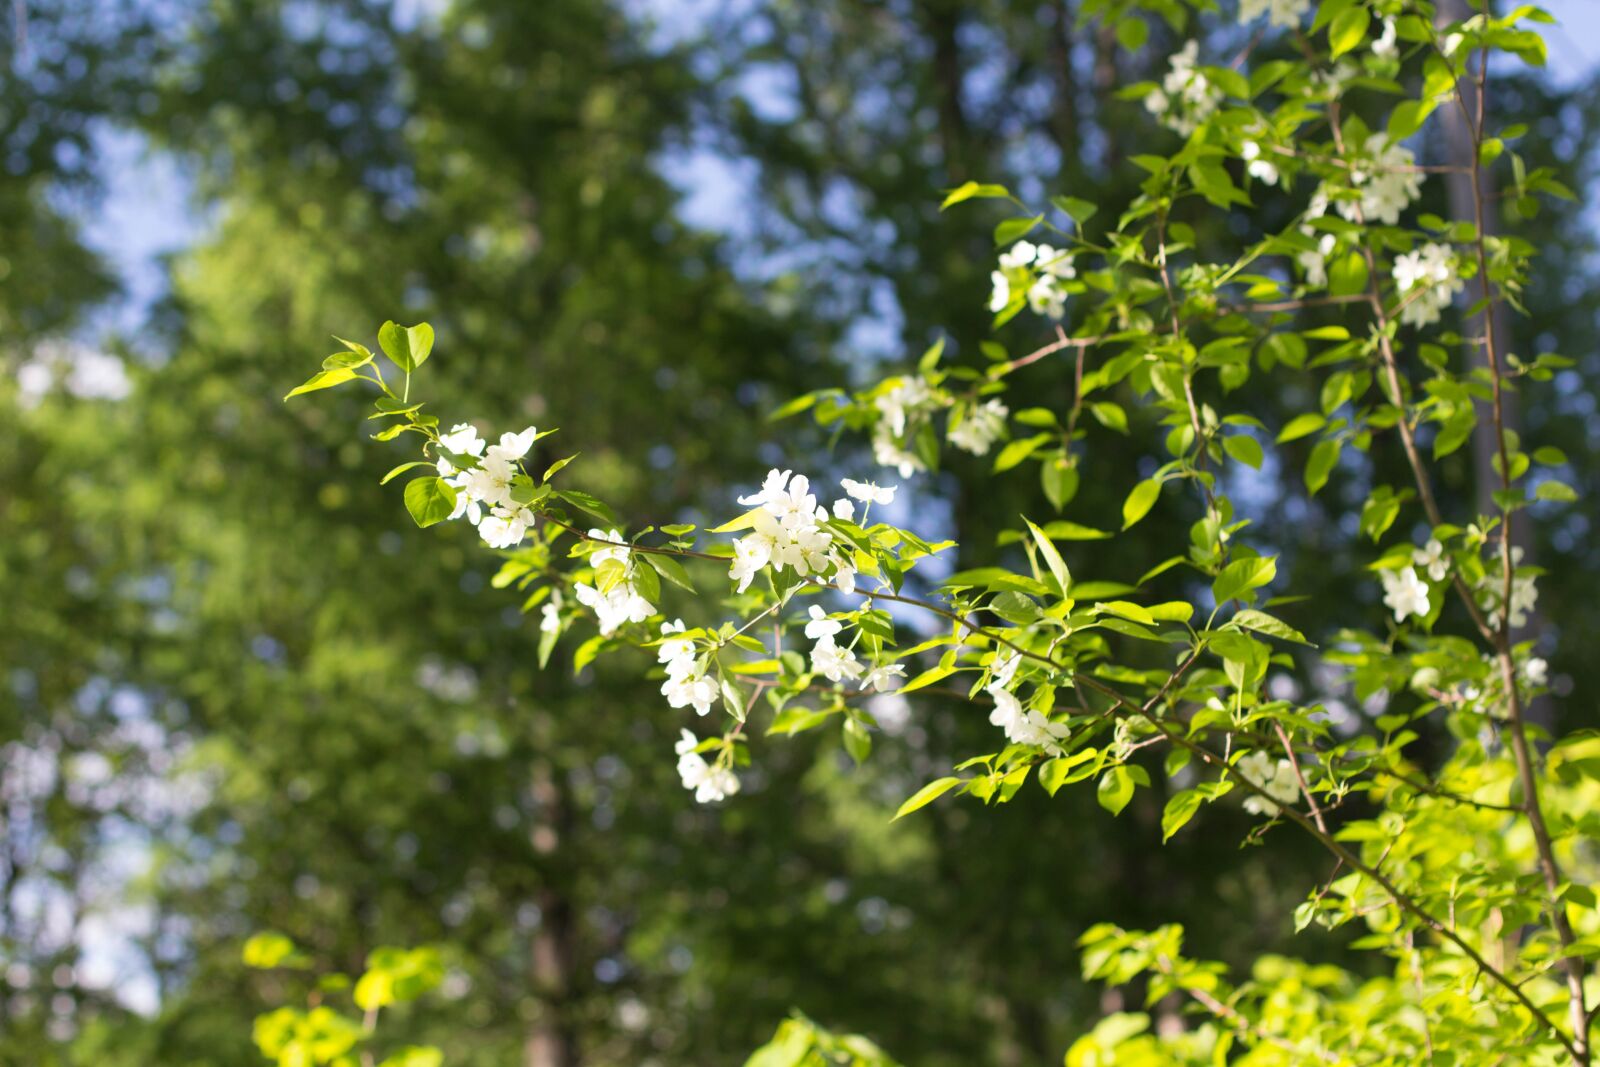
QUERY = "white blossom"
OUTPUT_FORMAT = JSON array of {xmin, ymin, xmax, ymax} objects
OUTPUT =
[
  {"xmin": 572, "ymin": 529, "xmax": 656, "ymax": 634},
  {"xmin": 479, "ymin": 505, "xmax": 534, "ymax": 549},
  {"xmin": 1372, "ymin": 17, "xmax": 1398, "ymax": 59},
  {"xmin": 998, "ymin": 241, "xmax": 1037, "ymax": 271},
  {"xmin": 859, "ymin": 663, "xmax": 906, "ymax": 692},
  {"xmin": 1237, "ymin": 0, "xmax": 1311, "ymax": 28},
  {"xmin": 729, "ymin": 470, "xmax": 838, "ymax": 590},
  {"xmin": 948, "ymin": 399, "xmax": 1009, "ymax": 456},
  {"xmin": 675, "ymin": 730, "xmax": 739, "ymax": 803},
  {"xmin": 486, "ymin": 426, "xmax": 538, "ymax": 463},
  {"xmin": 1241, "ymin": 140, "xmax": 1280, "ymax": 186},
  {"xmin": 438, "ymin": 423, "xmax": 486, "ymax": 458},
  {"xmin": 540, "ymin": 590, "xmax": 563, "ymax": 634},
  {"xmin": 804, "ymin": 605, "xmax": 843, "ymax": 642},
  {"xmin": 1026, "ymin": 275, "xmax": 1068, "ymax": 319},
  {"xmin": 811, "ymin": 637, "xmax": 864, "ymax": 684},
  {"xmin": 1413, "ymin": 538, "xmax": 1449, "ymax": 582},
  {"xmin": 832, "ymin": 498, "xmax": 855, "ymax": 521},
  {"xmin": 841, "ymin": 479, "xmax": 896, "ymax": 506},
  {"xmin": 988, "ymin": 270, "xmax": 1012, "ymax": 313},
  {"xmin": 874, "ymin": 377, "xmax": 934, "ymax": 439},
  {"xmin": 663, "ymin": 671, "xmax": 720, "ymax": 716},
  {"xmin": 1476, "ymin": 545, "xmax": 1539, "ymax": 629},
  {"xmin": 990, "ymin": 650, "xmax": 1022, "ymax": 689},
  {"xmin": 1144, "ymin": 41, "xmax": 1223, "ymax": 136},
  {"xmin": 873, "ymin": 429, "xmax": 927, "ymax": 478},
  {"xmin": 1033, "ymin": 244, "xmax": 1076, "ymax": 280},
  {"xmin": 1381, "ymin": 566, "xmax": 1431, "ymax": 622},
  {"xmin": 1523, "ymin": 657, "xmax": 1549, "ymax": 687},
  {"xmin": 1237, "ymin": 750, "xmax": 1300, "ymax": 816},
  {"xmin": 987, "ymin": 685, "xmax": 1069, "ymax": 755},
  {"xmin": 1338, "ymin": 135, "xmax": 1423, "ymax": 226},
  {"xmin": 1392, "ymin": 242, "xmax": 1463, "ymax": 328},
  {"xmin": 657, "ymin": 619, "xmax": 695, "ymax": 673}
]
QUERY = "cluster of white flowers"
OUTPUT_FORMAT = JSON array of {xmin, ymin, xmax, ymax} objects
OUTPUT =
[
  {"xmin": 1338, "ymin": 135, "xmax": 1423, "ymax": 226},
  {"xmin": 949, "ymin": 398, "xmax": 1009, "ymax": 456},
  {"xmin": 1296, "ymin": 191, "xmax": 1339, "ymax": 288},
  {"xmin": 1522, "ymin": 656, "xmax": 1549, "ymax": 687},
  {"xmin": 1371, "ymin": 17, "xmax": 1399, "ymax": 60},
  {"xmin": 985, "ymin": 652, "xmax": 1070, "ymax": 755},
  {"xmin": 436, "ymin": 423, "xmax": 541, "ymax": 548},
  {"xmin": 1392, "ymin": 242, "xmax": 1463, "ymax": 328},
  {"xmin": 1476, "ymin": 544, "xmax": 1539, "ymax": 629},
  {"xmin": 1413, "ymin": 538, "xmax": 1449, "ymax": 582},
  {"xmin": 540, "ymin": 588, "xmax": 563, "ymax": 633},
  {"xmin": 729, "ymin": 470, "xmax": 859, "ymax": 594},
  {"xmin": 1236, "ymin": 750, "xmax": 1300, "ymax": 816},
  {"xmin": 806, "ymin": 605, "xmax": 863, "ymax": 683},
  {"xmin": 1143, "ymin": 41, "xmax": 1223, "ymax": 136},
  {"xmin": 1380, "ymin": 566, "xmax": 1431, "ymax": 622},
  {"xmin": 988, "ymin": 240, "xmax": 1076, "ymax": 320},
  {"xmin": 872, "ymin": 378, "xmax": 935, "ymax": 477},
  {"xmin": 1240, "ymin": 140, "xmax": 1280, "ymax": 186},
  {"xmin": 572, "ymin": 529, "xmax": 656, "ymax": 635},
  {"xmin": 1237, "ymin": 0, "xmax": 1310, "ymax": 29},
  {"xmin": 675, "ymin": 729, "xmax": 738, "ymax": 803},
  {"xmin": 658, "ymin": 619, "xmax": 719, "ymax": 716}
]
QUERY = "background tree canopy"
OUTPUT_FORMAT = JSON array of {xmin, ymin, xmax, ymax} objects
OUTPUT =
[{"xmin": 3, "ymin": 1, "xmax": 1600, "ymax": 1064}]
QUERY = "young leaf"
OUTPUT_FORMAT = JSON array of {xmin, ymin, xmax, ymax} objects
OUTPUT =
[
  {"xmin": 1023, "ymin": 515, "xmax": 1071, "ymax": 598},
  {"xmin": 378, "ymin": 320, "xmax": 435, "ymax": 372},
  {"xmin": 284, "ymin": 367, "xmax": 357, "ymax": 400},
  {"xmin": 403, "ymin": 477, "xmax": 458, "ymax": 529},
  {"xmin": 892, "ymin": 777, "xmax": 964, "ymax": 821}
]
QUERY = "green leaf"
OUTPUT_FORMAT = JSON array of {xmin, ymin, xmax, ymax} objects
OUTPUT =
[
  {"xmin": 1097, "ymin": 766, "xmax": 1135, "ymax": 816},
  {"xmin": 1536, "ymin": 480, "xmax": 1578, "ymax": 502},
  {"xmin": 1328, "ymin": 6, "xmax": 1370, "ymax": 58},
  {"xmin": 1305, "ymin": 438, "xmax": 1342, "ymax": 495},
  {"xmin": 891, "ymin": 777, "xmax": 963, "ymax": 821},
  {"xmin": 380, "ymin": 461, "xmax": 431, "ymax": 485},
  {"xmin": 242, "ymin": 932, "xmax": 301, "ymax": 969},
  {"xmin": 403, "ymin": 477, "xmax": 458, "ymax": 529},
  {"xmin": 1223, "ymin": 435, "xmax": 1263, "ymax": 469},
  {"xmin": 1052, "ymin": 195, "xmax": 1100, "ymax": 224},
  {"xmin": 1122, "ymin": 479, "xmax": 1160, "ymax": 530},
  {"xmin": 378, "ymin": 320, "xmax": 435, "ymax": 372},
  {"xmin": 900, "ymin": 664, "xmax": 956, "ymax": 694},
  {"xmin": 940, "ymin": 181, "xmax": 1011, "ymax": 210},
  {"xmin": 643, "ymin": 552, "xmax": 696, "ymax": 592},
  {"xmin": 1162, "ymin": 789, "xmax": 1202, "ymax": 841},
  {"xmin": 1231, "ymin": 608, "xmax": 1310, "ymax": 644},
  {"xmin": 1023, "ymin": 515, "xmax": 1071, "ymax": 599},
  {"xmin": 1113, "ymin": 15, "xmax": 1147, "ymax": 52},
  {"xmin": 543, "ymin": 453, "xmax": 578, "ymax": 482},
  {"xmin": 1090, "ymin": 401, "xmax": 1129, "ymax": 434},
  {"xmin": 284, "ymin": 367, "xmax": 357, "ymax": 400},
  {"xmin": 1277, "ymin": 413, "xmax": 1325, "ymax": 443},
  {"xmin": 1212, "ymin": 556, "xmax": 1277, "ymax": 604},
  {"xmin": 842, "ymin": 717, "xmax": 871, "ymax": 765},
  {"xmin": 995, "ymin": 214, "xmax": 1044, "ymax": 246},
  {"xmin": 994, "ymin": 433, "xmax": 1050, "ymax": 473},
  {"xmin": 1327, "ymin": 251, "xmax": 1368, "ymax": 297},
  {"xmin": 1039, "ymin": 750, "xmax": 1098, "ymax": 796}
]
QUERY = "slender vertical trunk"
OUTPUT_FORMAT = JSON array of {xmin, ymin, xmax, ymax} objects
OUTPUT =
[
  {"xmin": 525, "ymin": 762, "xmax": 578, "ymax": 1067},
  {"xmin": 1433, "ymin": 0, "xmax": 1547, "ymax": 724},
  {"xmin": 923, "ymin": 0, "xmax": 971, "ymax": 181}
]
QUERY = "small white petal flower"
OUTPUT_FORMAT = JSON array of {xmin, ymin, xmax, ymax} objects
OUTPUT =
[
  {"xmin": 810, "ymin": 638, "xmax": 863, "ymax": 684},
  {"xmin": 841, "ymin": 478, "xmax": 897, "ymax": 505},
  {"xmin": 859, "ymin": 663, "xmax": 906, "ymax": 692},
  {"xmin": 1413, "ymin": 538, "xmax": 1449, "ymax": 582},
  {"xmin": 438, "ymin": 423, "xmax": 487, "ymax": 459},
  {"xmin": 1381, "ymin": 566, "xmax": 1431, "ymax": 622},
  {"xmin": 804, "ymin": 605, "xmax": 843, "ymax": 641},
  {"xmin": 486, "ymin": 426, "xmax": 538, "ymax": 463},
  {"xmin": 832, "ymin": 498, "xmax": 855, "ymax": 521}
]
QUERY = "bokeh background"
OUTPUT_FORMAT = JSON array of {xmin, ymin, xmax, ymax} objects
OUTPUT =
[{"xmin": 4, "ymin": 1, "xmax": 1600, "ymax": 1064}]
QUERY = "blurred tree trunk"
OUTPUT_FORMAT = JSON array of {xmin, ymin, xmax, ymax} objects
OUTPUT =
[
  {"xmin": 1435, "ymin": 0, "xmax": 1549, "ymax": 720},
  {"xmin": 526, "ymin": 762, "xmax": 578, "ymax": 1067}
]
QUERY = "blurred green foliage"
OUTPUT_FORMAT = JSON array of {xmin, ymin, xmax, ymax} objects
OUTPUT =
[{"xmin": 2, "ymin": 0, "xmax": 1599, "ymax": 1065}]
